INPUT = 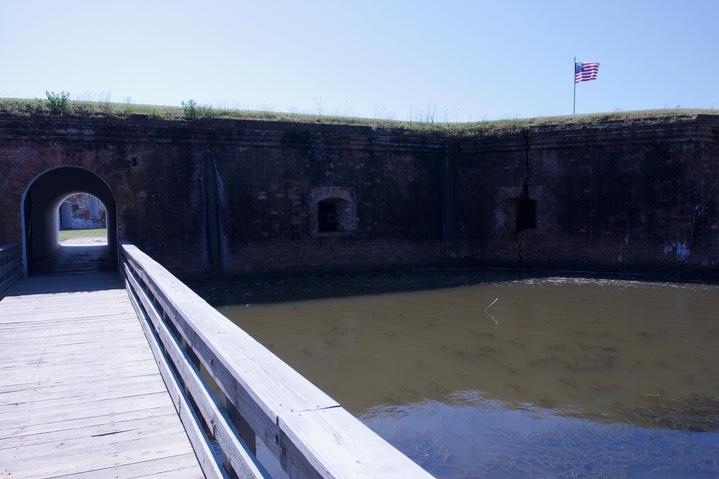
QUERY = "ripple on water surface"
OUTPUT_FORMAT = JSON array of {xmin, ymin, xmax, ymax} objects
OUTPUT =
[{"xmin": 218, "ymin": 276, "xmax": 719, "ymax": 478}]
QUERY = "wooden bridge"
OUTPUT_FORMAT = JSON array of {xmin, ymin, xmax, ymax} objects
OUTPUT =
[{"xmin": 0, "ymin": 242, "xmax": 433, "ymax": 478}]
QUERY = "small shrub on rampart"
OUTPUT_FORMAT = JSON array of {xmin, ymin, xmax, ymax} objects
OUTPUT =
[
  {"xmin": 182, "ymin": 99, "xmax": 214, "ymax": 119},
  {"xmin": 46, "ymin": 91, "xmax": 72, "ymax": 116}
]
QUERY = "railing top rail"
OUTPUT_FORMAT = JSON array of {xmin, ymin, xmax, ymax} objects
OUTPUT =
[
  {"xmin": 120, "ymin": 242, "xmax": 433, "ymax": 479},
  {"xmin": 0, "ymin": 242, "xmax": 21, "ymax": 256}
]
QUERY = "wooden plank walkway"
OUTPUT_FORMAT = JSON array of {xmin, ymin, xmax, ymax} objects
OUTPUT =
[{"xmin": 0, "ymin": 272, "xmax": 204, "ymax": 479}]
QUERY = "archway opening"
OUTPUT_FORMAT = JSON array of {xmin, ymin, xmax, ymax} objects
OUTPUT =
[
  {"xmin": 58, "ymin": 193, "xmax": 108, "ymax": 246},
  {"xmin": 22, "ymin": 167, "xmax": 117, "ymax": 276}
]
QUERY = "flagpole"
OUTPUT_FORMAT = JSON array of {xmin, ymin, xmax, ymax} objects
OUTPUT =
[{"xmin": 573, "ymin": 57, "xmax": 576, "ymax": 115}]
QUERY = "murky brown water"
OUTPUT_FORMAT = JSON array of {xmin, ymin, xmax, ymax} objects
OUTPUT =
[{"xmin": 218, "ymin": 276, "xmax": 719, "ymax": 478}]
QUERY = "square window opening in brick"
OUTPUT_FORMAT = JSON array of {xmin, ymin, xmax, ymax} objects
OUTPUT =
[{"xmin": 316, "ymin": 197, "xmax": 356, "ymax": 233}]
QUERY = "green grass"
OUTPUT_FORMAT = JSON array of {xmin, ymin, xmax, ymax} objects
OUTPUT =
[
  {"xmin": 1, "ymin": 96, "xmax": 717, "ymax": 137},
  {"xmin": 58, "ymin": 228, "xmax": 107, "ymax": 241}
]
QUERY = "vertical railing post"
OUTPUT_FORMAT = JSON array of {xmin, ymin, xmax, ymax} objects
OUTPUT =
[{"xmin": 222, "ymin": 392, "xmax": 257, "ymax": 456}]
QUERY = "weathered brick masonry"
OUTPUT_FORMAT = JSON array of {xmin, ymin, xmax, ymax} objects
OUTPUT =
[
  {"xmin": 0, "ymin": 112, "xmax": 717, "ymax": 278},
  {"xmin": 460, "ymin": 118, "xmax": 719, "ymax": 273}
]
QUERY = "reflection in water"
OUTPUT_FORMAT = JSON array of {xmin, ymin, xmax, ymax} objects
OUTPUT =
[{"xmin": 218, "ymin": 277, "xmax": 719, "ymax": 478}]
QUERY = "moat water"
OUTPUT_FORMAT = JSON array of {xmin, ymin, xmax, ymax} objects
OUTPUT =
[{"xmin": 206, "ymin": 271, "xmax": 719, "ymax": 479}]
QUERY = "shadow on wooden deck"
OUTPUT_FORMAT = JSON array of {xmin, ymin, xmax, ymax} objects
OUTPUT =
[
  {"xmin": 29, "ymin": 243, "xmax": 117, "ymax": 278},
  {"xmin": 3, "ymin": 271, "xmax": 123, "ymax": 296}
]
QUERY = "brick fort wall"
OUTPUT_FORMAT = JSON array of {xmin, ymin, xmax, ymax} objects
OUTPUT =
[{"xmin": 0, "ymin": 112, "xmax": 717, "ymax": 278}]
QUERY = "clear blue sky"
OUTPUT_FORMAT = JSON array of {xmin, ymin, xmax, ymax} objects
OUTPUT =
[{"xmin": 2, "ymin": 0, "xmax": 718, "ymax": 121}]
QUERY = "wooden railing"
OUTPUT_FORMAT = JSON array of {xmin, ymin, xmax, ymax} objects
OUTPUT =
[
  {"xmin": 0, "ymin": 242, "xmax": 23, "ymax": 294},
  {"xmin": 120, "ymin": 242, "xmax": 434, "ymax": 479}
]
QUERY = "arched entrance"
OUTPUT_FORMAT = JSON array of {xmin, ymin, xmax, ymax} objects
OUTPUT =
[{"xmin": 22, "ymin": 167, "xmax": 117, "ymax": 275}]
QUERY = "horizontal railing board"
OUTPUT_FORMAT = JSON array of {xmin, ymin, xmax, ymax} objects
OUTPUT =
[
  {"xmin": 279, "ymin": 406, "xmax": 434, "ymax": 478},
  {"xmin": 0, "ymin": 257, "xmax": 21, "ymax": 276},
  {"xmin": 0, "ymin": 271, "xmax": 23, "ymax": 295},
  {"xmin": 124, "ymin": 247, "xmax": 338, "ymax": 410},
  {"xmin": 124, "ymin": 275, "xmax": 228, "ymax": 479},
  {"xmin": 0, "ymin": 242, "xmax": 23, "ymax": 294},
  {"xmin": 123, "ymin": 246, "xmax": 310, "ymax": 469},
  {"xmin": 120, "ymin": 242, "xmax": 435, "ymax": 479},
  {"xmin": 124, "ymin": 265, "xmax": 268, "ymax": 479},
  {"xmin": 0, "ymin": 242, "xmax": 21, "ymax": 260},
  {"xmin": 122, "ymin": 246, "xmax": 340, "ymax": 463}
]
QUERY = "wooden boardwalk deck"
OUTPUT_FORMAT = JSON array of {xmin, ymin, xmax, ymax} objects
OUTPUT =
[{"xmin": 0, "ymin": 272, "xmax": 204, "ymax": 479}]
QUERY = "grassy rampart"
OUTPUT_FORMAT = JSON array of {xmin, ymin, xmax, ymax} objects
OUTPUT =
[{"xmin": 1, "ymin": 96, "xmax": 716, "ymax": 137}]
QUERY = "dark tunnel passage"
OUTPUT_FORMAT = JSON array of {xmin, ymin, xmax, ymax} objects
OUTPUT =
[{"xmin": 22, "ymin": 167, "xmax": 117, "ymax": 275}]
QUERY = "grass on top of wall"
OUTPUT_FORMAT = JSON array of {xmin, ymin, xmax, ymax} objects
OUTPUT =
[{"xmin": 1, "ymin": 96, "xmax": 716, "ymax": 137}]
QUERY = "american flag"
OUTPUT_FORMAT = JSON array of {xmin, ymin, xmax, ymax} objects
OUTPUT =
[{"xmin": 575, "ymin": 61, "xmax": 600, "ymax": 83}]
